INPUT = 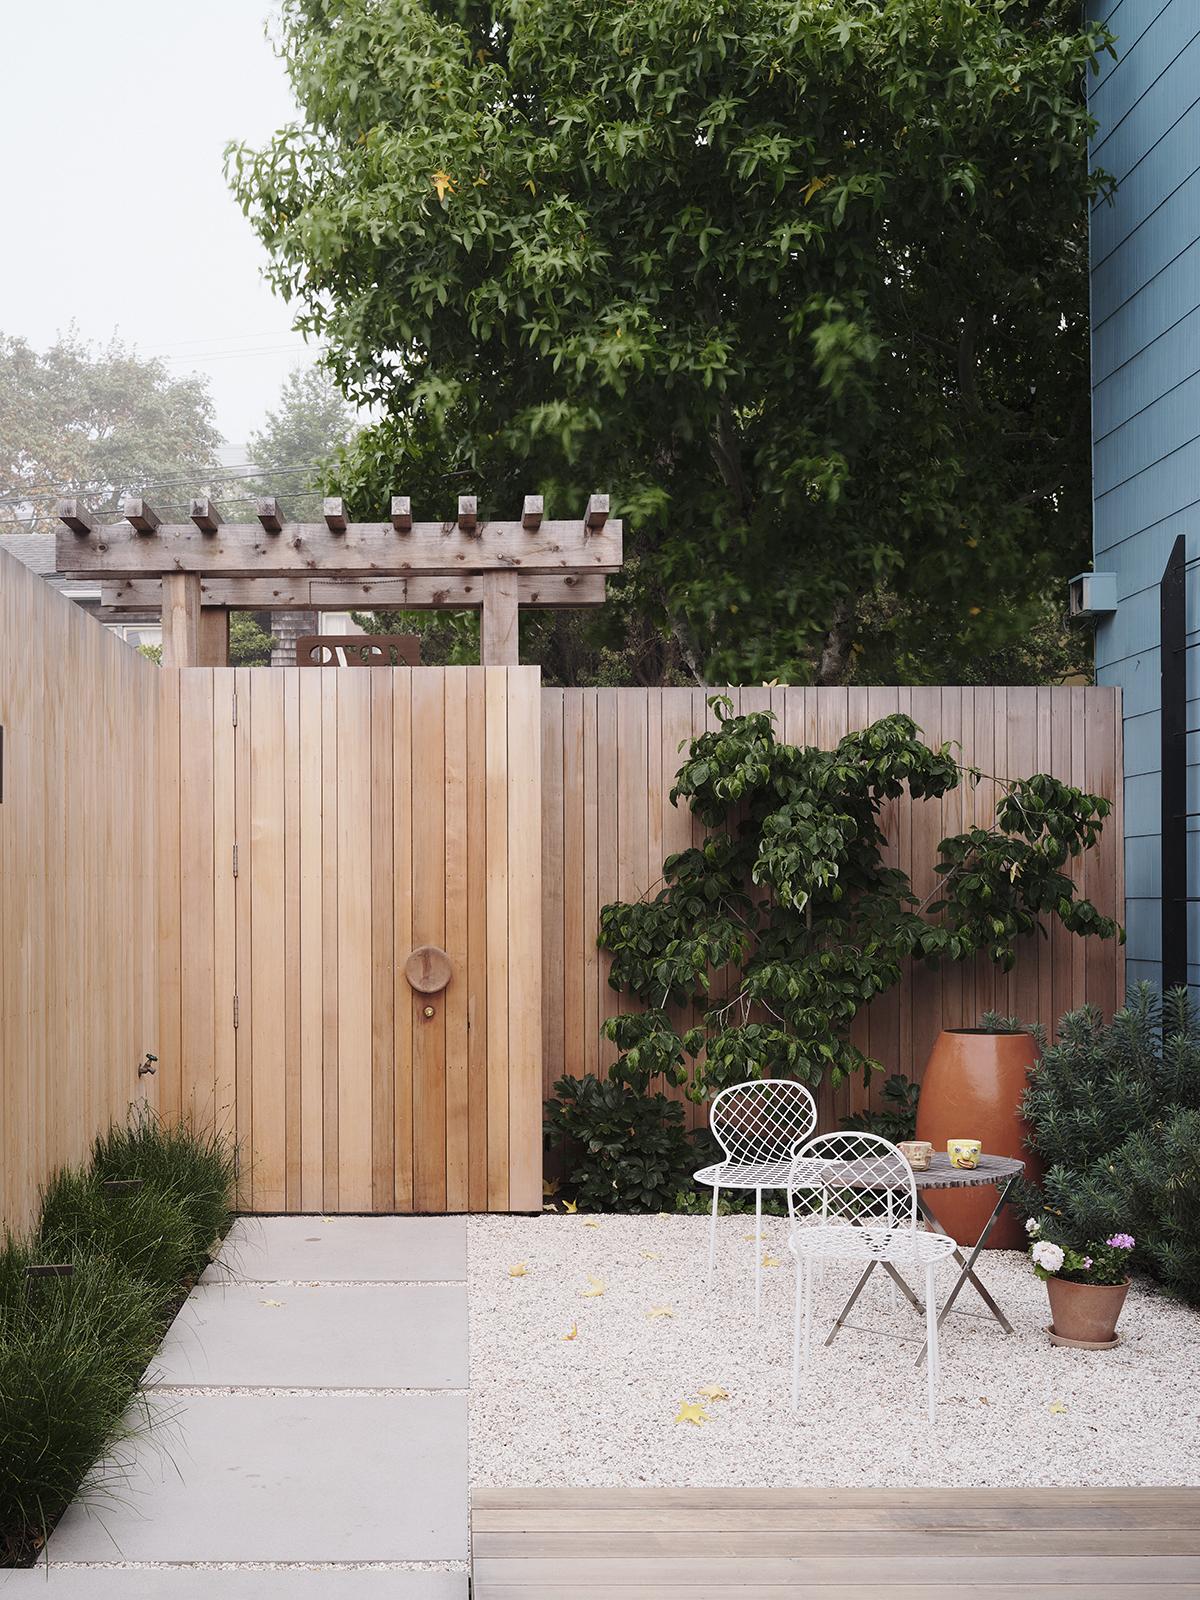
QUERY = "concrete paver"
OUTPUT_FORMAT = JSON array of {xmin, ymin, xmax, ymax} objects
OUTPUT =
[
  {"xmin": 149, "ymin": 1283, "xmax": 467, "ymax": 1389},
  {"xmin": 201, "ymin": 1216, "xmax": 466, "ymax": 1285},
  {"xmin": 48, "ymin": 1392, "xmax": 467, "ymax": 1564}
]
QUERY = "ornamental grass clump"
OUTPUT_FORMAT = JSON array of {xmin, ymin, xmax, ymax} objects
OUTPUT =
[
  {"xmin": 0, "ymin": 1236, "xmax": 161, "ymax": 1563},
  {"xmin": 90, "ymin": 1106, "xmax": 236, "ymax": 1276},
  {"xmin": 1, "ymin": 1112, "xmax": 235, "ymax": 1566}
]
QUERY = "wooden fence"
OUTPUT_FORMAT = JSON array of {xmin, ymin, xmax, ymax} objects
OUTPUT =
[
  {"xmin": 158, "ymin": 665, "xmax": 542, "ymax": 1214},
  {"xmin": 540, "ymin": 685, "xmax": 1125, "ymax": 1130},
  {"xmin": 0, "ymin": 577, "xmax": 1126, "ymax": 1233},
  {"xmin": 0, "ymin": 546, "xmax": 159, "ymax": 1233}
]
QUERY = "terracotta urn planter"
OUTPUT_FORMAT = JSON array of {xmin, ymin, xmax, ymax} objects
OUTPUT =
[
  {"xmin": 914, "ymin": 1027, "xmax": 1041, "ymax": 1249},
  {"xmin": 1045, "ymin": 1277, "xmax": 1130, "ymax": 1348}
]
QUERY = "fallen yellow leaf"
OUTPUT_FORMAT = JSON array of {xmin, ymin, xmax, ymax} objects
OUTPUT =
[
  {"xmin": 562, "ymin": 1199, "xmax": 579, "ymax": 1214},
  {"xmin": 542, "ymin": 1177, "xmax": 560, "ymax": 1197},
  {"xmin": 674, "ymin": 1401, "xmax": 709, "ymax": 1426},
  {"xmin": 1048, "ymin": 1399, "xmax": 1067, "ymax": 1415},
  {"xmin": 579, "ymin": 1276, "xmax": 605, "ymax": 1298},
  {"xmin": 762, "ymin": 1254, "xmax": 782, "ymax": 1269},
  {"xmin": 582, "ymin": 1219, "xmax": 600, "ymax": 1229},
  {"xmin": 697, "ymin": 1384, "xmax": 730, "ymax": 1402},
  {"xmin": 640, "ymin": 1250, "xmax": 661, "ymax": 1261},
  {"xmin": 647, "ymin": 1305, "xmax": 673, "ymax": 1319},
  {"xmin": 259, "ymin": 1298, "xmax": 285, "ymax": 1308},
  {"xmin": 508, "ymin": 1263, "xmax": 529, "ymax": 1278},
  {"xmin": 562, "ymin": 1323, "xmax": 578, "ymax": 1341}
]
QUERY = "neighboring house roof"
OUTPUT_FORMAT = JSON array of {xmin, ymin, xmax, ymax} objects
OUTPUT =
[{"xmin": 1, "ymin": 534, "xmax": 157, "ymax": 621}]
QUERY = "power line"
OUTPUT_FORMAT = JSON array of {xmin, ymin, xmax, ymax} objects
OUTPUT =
[{"xmin": 0, "ymin": 459, "xmax": 345, "ymax": 508}]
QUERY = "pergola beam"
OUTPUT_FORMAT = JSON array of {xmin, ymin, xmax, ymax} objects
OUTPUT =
[
  {"xmin": 256, "ymin": 498, "xmax": 285, "ymax": 533},
  {"xmin": 56, "ymin": 518, "xmax": 622, "ymax": 577},
  {"xmin": 122, "ymin": 497, "xmax": 161, "ymax": 534},
  {"xmin": 190, "ymin": 497, "xmax": 223, "ymax": 533},
  {"xmin": 100, "ymin": 571, "xmax": 608, "ymax": 611}
]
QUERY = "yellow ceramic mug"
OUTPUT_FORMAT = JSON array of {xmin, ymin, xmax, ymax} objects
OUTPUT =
[{"xmin": 948, "ymin": 1138, "xmax": 982, "ymax": 1170}]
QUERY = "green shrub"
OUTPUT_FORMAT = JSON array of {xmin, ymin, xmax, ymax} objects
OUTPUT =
[
  {"xmin": 37, "ymin": 1170, "xmax": 196, "ymax": 1302},
  {"xmin": 545, "ymin": 1074, "xmax": 695, "ymax": 1212},
  {"xmin": 1022, "ymin": 985, "xmax": 1200, "ymax": 1305},
  {"xmin": 841, "ymin": 1073, "xmax": 920, "ymax": 1142},
  {"xmin": 0, "ymin": 1237, "xmax": 161, "ymax": 1561},
  {"xmin": 90, "ymin": 1106, "xmax": 236, "ymax": 1274}
]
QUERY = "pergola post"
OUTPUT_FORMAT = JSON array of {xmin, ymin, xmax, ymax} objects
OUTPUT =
[
  {"xmin": 480, "ymin": 572, "xmax": 519, "ymax": 665},
  {"xmin": 198, "ymin": 607, "xmax": 230, "ymax": 668},
  {"xmin": 162, "ymin": 574, "xmax": 201, "ymax": 668}
]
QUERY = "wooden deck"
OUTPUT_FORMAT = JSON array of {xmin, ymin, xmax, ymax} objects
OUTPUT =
[{"xmin": 470, "ymin": 1487, "xmax": 1200, "ymax": 1596}]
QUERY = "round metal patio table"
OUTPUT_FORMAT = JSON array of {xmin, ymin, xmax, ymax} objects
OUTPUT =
[{"xmin": 823, "ymin": 1151, "xmax": 1025, "ymax": 1366}]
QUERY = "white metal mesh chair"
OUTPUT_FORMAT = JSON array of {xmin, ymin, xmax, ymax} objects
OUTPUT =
[
  {"xmin": 694, "ymin": 1078, "xmax": 818, "ymax": 1315},
  {"xmin": 786, "ymin": 1132, "xmax": 956, "ymax": 1422}
]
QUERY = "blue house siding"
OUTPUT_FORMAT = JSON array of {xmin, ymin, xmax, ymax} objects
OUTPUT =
[{"xmin": 1088, "ymin": 0, "xmax": 1200, "ymax": 990}]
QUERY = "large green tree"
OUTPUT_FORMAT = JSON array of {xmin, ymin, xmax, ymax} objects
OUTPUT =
[
  {"xmin": 229, "ymin": 0, "xmax": 1112, "ymax": 684},
  {"xmin": 0, "ymin": 331, "xmax": 224, "ymax": 536}
]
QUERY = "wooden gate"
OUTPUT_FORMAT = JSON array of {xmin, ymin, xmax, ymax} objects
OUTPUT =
[{"xmin": 158, "ymin": 665, "xmax": 542, "ymax": 1214}]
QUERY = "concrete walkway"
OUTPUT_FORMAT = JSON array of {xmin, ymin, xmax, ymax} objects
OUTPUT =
[{"xmin": 2, "ymin": 1217, "xmax": 469, "ymax": 1597}]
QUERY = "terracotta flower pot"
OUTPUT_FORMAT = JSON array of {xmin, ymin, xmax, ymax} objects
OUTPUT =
[
  {"xmin": 914, "ymin": 1028, "xmax": 1041, "ymax": 1249},
  {"xmin": 1046, "ymin": 1277, "xmax": 1130, "ymax": 1347}
]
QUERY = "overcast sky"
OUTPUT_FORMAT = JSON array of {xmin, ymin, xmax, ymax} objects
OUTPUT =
[{"xmin": 0, "ymin": 2, "xmax": 320, "ymax": 460}]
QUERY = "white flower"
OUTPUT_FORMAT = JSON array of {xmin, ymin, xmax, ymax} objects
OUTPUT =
[
  {"xmin": 1025, "ymin": 1216, "xmax": 1041, "ymax": 1236},
  {"xmin": 1031, "ymin": 1240, "xmax": 1065, "ymax": 1274}
]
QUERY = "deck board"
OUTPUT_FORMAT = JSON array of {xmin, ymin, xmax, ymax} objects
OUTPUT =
[{"xmin": 470, "ymin": 1487, "xmax": 1200, "ymax": 1595}]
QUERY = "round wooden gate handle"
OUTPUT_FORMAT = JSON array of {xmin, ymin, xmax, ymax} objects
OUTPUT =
[{"xmin": 405, "ymin": 945, "xmax": 452, "ymax": 994}]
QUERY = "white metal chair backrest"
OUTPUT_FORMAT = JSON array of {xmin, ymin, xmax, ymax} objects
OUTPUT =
[
  {"xmin": 708, "ymin": 1079, "xmax": 818, "ymax": 1167},
  {"xmin": 787, "ymin": 1132, "xmax": 917, "ymax": 1232}
]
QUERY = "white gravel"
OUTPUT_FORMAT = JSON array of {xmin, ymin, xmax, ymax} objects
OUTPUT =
[{"xmin": 468, "ymin": 1213, "xmax": 1200, "ymax": 1488}]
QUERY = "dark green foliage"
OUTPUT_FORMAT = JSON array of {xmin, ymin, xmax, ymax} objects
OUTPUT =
[
  {"xmin": 1, "ymin": 1116, "xmax": 235, "ymax": 1565},
  {"xmin": 1022, "ymin": 986, "xmax": 1200, "ymax": 1305},
  {"xmin": 228, "ymin": 0, "xmax": 1112, "ymax": 687},
  {"xmin": 544, "ymin": 1074, "xmax": 695, "ymax": 1212},
  {"xmin": 600, "ymin": 699, "xmax": 1121, "ymax": 1101},
  {"xmin": 842, "ymin": 1074, "xmax": 921, "ymax": 1143},
  {"xmin": 90, "ymin": 1106, "xmax": 237, "ymax": 1276}
]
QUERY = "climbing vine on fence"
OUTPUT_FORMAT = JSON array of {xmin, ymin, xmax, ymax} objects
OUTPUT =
[{"xmin": 597, "ymin": 698, "xmax": 1122, "ymax": 1100}]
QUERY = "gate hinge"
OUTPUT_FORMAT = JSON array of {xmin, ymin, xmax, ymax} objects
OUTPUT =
[
  {"xmin": 232, "ymin": 689, "xmax": 238, "ymax": 727},
  {"xmin": 233, "ymin": 992, "xmax": 240, "ymax": 1030},
  {"xmin": 232, "ymin": 843, "xmax": 239, "ymax": 878}
]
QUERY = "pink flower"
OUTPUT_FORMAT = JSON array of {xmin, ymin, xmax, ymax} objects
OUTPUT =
[
  {"xmin": 1106, "ymin": 1233, "xmax": 1135, "ymax": 1250},
  {"xmin": 1081, "ymin": 1256, "xmax": 1092, "ymax": 1270}
]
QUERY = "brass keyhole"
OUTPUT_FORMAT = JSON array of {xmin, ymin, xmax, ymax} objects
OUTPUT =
[{"xmin": 422, "ymin": 1004, "xmax": 436, "ymax": 1019}]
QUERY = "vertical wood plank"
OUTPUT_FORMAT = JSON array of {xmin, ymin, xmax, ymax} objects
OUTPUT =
[
  {"xmin": 320, "ymin": 670, "xmax": 340, "ymax": 1210},
  {"xmin": 283, "ymin": 668, "xmax": 303, "ymax": 1209},
  {"xmin": 444, "ymin": 666, "xmax": 470, "ymax": 1211},
  {"xmin": 466, "ymin": 669, "xmax": 489, "ymax": 1210},
  {"xmin": 485, "ymin": 668, "xmax": 510, "ymax": 1208},
  {"xmin": 392, "ymin": 671, "xmax": 415, "ymax": 1211},
  {"xmin": 370, "ymin": 671, "xmax": 396, "ymax": 1213},
  {"xmin": 336, "ymin": 671, "xmax": 374, "ymax": 1212},
  {"xmin": 298, "ymin": 669, "xmax": 325, "ymax": 1209},
  {"xmin": 412, "ymin": 669, "xmax": 448, "ymax": 1211},
  {"xmin": 507, "ymin": 667, "xmax": 543, "ymax": 1211},
  {"xmin": 212, "ymin": 668, "xmax": 237, "ymax": 1152},
  {"xmin": 249, "ymin": 669, "xmax": 287, "ymax": 1211}
]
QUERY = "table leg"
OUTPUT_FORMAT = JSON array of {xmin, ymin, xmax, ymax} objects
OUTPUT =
[{"xmin": 914, "ymin": 1176, "xmax": 1018, "ymax": 1366}]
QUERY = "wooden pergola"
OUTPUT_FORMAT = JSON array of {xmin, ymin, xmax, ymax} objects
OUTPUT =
[{"xmin": 56, "ymin": 492, "xmax": 622, "ymax": 667}]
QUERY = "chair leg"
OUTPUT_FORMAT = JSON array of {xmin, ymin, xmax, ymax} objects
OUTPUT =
[
  {"xmin": 707, "ymin": 1184, "xmax": 720, "ymax": 1291},
  {"xmin": 803, "ymin": 1251, "xmax": 815, "ymax": 1371},
  {"xmin": 925, "ymin": 1263, "xmax": 939, "ymax": 1425},
  {"xmin": 791, "ymin": 1258, "xmax": 804, "ymax": 1411},
  {"xmin": 754, "ymin": 1186, "xmax": 763, "ymax": 1319}
]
